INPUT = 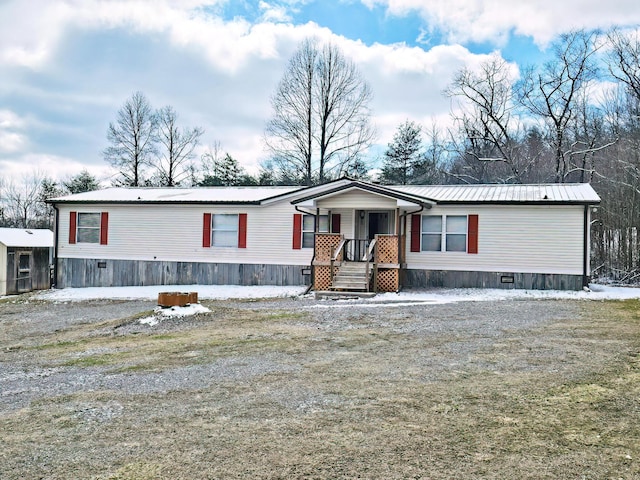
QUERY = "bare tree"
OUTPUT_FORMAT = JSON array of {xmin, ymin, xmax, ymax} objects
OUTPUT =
[
  {"xmin": 446, "ymin": 55, "xmax": 530, "ymax": 183},
  {"xmin": 517, "ymin": 30, "xmax": 602, "ymax": 183},
  {"xmin": 265, "ymin": 38, "xmax": 375, "ymax": 185},
  {"xmin": 607, "ymin": 28, "xmax": 640, "ymax": 101},
  {"xmin": 152, "ymin": 106, "xmax": 204, "ymax": 186},
  {"xmin": 104, "ymin": 91, "xmax": 157, "ymax": 186},
  {"xmin": 2, "ymin": 172, "xmax": 45, "ymax": 228}
]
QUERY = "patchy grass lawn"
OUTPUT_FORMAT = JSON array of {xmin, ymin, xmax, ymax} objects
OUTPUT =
[{"xmin": 1, "ymin": 298, "xmax": 639, "ymax": 479}]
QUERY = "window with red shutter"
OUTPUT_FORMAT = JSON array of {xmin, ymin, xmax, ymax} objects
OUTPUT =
[
  {"xmin": 203, "ymin": 213, "xmax": 212, "ymax": 248},
  {"xmin": 69, "ymin": 211, "xmax": 77, "ymax": 244},
  {"xmin": 410, "ymin": 214, "xmax": 421, "ymax": 252},
  {"xmin": 331, "ymin": 213, "xmax": 341, "ymax": 233},
  {"xmin": 467, "ymin": 214, "xmax": 478, "ymax": 254},
  {"xmin": 292, "ymin": 213, "xmax": 302, "ymax": 249},
  {"xmin": 238, "ymin": 213, "xmax": 247, "ymax": 248},
  {"xmin": 100, "ymin": 212, "xmax": 109, "ymax": 245}
]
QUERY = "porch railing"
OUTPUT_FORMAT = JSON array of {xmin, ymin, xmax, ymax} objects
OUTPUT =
[
  {"xmin": 365, "ymin": 238, "xmax": 377, "ymax": 292},
  {"xmin": 330, "ymin": 237, "xmax": 346, "ymax": 287},
  {"xmin": 343, "ymin": 238, "xmax": 369, "ymax": 262},
  {"xmin": 314, "ymin": 233, "xmax": 401, "ymax": 293}
]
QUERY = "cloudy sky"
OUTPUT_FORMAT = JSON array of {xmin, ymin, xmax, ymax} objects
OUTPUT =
[{"xmin": 1, "ymin": 0, "xmax": 639, "ymax": 185}]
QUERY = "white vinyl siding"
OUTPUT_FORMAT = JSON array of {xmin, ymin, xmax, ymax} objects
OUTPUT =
[
  {"xmin": 407, "ymin": 205, "xmax": 585, "ymax": 275},
  {"xmin": 57, "ymin": 202, "xmax": 316, "ymax": 266}
]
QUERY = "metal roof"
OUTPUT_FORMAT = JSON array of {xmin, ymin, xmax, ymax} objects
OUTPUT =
[
  {"xmin": 0, "ymin": 228, "xmax": 54, "ymax": 248},
  {"xmin": 394, "ymin": 183, "xmax": 600, "ymax": 204},
  {"xmin": 48, "ymin": 186, "xmax": 302, "ymax": 204},
  {"xmin": 47, "ymin": 181, "xmax": 600, "ymax": 206}
]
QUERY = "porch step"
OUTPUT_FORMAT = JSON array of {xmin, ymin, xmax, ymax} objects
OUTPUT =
[
  {"xmin": 331, "ymin": 280, "xmax": 368, "ymax": 291},
  {"xmin": 315, "ymin": 290, "xmax": 377, "ymax": 299},
  {"xmin": 330, "ymin": 262, "xmax": 372, "ymax": 292}
]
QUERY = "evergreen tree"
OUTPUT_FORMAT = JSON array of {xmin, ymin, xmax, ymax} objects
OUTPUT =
[
  {"xmin": 199, "ymin": 153, "xmax": 257, "ymax": 186},
  {"xmin": 63, "ymin": 169, "xmax": 101, "ymax": 194},
  {"xmin": 380, "ymin": 120, "xmax": 423, "ymax": 185}
]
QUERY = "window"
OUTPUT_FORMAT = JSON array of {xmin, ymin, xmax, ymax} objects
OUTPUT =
[
  {"xmin": 212, "ymin": 214, "xmax": 239, "ymax": 247},
  {"xmin": 421, "ymin": 216, "xmax": 442, "ymax": 251},
  {"xmin": 203, "ymin": 213, "xmax": 246, "ymax": 248},
  {"xmin": 421, "ymin": 215, "xmax": 467, "ymax": 252},
  {"xmin": 445, "ymin": 216, "xmax": 467, "ymax": 252},
  {"xmin": 70, "ymin": 211, "xmax": 108, "ymax": 245},
  {"xmin": 17, "ymin": 253, "xmax": 30, "ymax": 277},
  {"xmin": 302, "ymin": 214, "xmax": 329, "ymax": 248},
  {"xmin": 77, "ymin": 213, "xmax": 101, "ymax": 243}
]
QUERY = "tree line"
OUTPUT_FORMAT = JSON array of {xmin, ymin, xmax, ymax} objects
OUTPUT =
[{"xmin": 1, "ymin": 29, "xmax": 638, "ymax": 283}]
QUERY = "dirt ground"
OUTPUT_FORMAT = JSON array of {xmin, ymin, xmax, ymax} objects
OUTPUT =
[{"xmin": 1, "ymin": 294, "xmax": 639, "ymax": 479}]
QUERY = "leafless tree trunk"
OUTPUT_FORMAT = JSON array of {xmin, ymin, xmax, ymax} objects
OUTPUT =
[
  {"xmin": 104, "ymin": 91, "xmax": 157, "ymax": 186},
  {"xmin": 152, "ymin": 106, "xmax": 203, "ymax": 186},
  {"xmin": 608, "ymin": 28, "xmax": 640, "ymax": 101},
  {"xmin": 2, "ymin": 172, "xmax": 44, "ymax": 228},
  {"xmin": 265, "ymin": 38, "xmax": 375, "ymax": 185},
  {"xmin": 445, "ymin": 55, "xmax": 528, "ymax": 183},
  {"xmin": 516, "ymin": 30, "xmax": 601, "ymax": 183}
]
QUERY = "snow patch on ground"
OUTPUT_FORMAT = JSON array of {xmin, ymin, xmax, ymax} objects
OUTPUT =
[
  {"xmin": 30, "ymin": 283, "xmax": 640, "ymax": 306},
  {"xmin": 156, "ymin": 303, "xmax": 211, "ymax": 318},
  {"xmin": 139, "ymin": 303, "xmax": 211, "ymax": 326},
  {"xmin": 36, "ymin": 285, "xmax": 307, "ymax": 302}
]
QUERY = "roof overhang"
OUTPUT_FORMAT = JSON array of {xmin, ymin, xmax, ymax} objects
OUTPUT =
[{"xmin": 291, "ymin": 181, "xmax": 436, "ymax": 209}]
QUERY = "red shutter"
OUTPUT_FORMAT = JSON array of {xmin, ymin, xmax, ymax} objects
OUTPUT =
[
  {"xmin": 292, "ymin": 213, "xmax": 302, "ymax": 249},
  {"xmin": 468, "ymin": 214, "xmax": 478, "ymax": 254},
  {"xmin": 410, "ymin": 214, "xmax": 421, "ymax": 252},
  {"xmin": 331, "ymin": 213, "xmax": 341, "ymax": 233},
  {"xmin": 100, "ymin": 212, "xmax": 109, "ymax": 245},
  {"xmin": 203, "ymin": 213, "xmax": 211, "ymax": 248},
  {"xmin": 238, "ymin": 213, "xmax": 247, "ymax": 248},
  {"xmin": 69, "ymin": 211, "xmax": 77, "ymax": 244}
]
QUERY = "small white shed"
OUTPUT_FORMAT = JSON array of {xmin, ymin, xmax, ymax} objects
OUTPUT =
[{"xmin": 0, "ymin": 228, "xmax": 54, "ymax": 296}]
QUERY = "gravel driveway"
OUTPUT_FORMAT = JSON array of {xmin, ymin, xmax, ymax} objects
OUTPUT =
[
  {"xmin": 2, "ymin": 294, "xmax": 638, "ymax": 479},
  {"xmin": 1, "ymin": 295, "xmax": 581, "ymax": 414}
]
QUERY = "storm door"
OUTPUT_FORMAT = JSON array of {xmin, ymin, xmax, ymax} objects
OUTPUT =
[{"xmin": 368, "ymin": 211, "xmax": 392, "ymax": 240}]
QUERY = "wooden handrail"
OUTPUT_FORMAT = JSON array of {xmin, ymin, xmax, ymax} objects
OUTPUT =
[
  {"xmin": 332, "ymin": 238, "xmax": 346, "ymax": 261},
  {"xmin": 330, "ymin": 236, "xmax": 346, "ymax": 290},
  {"xmin": 363, "ymin": 238, "xmax": 377, "ymax": 262}
]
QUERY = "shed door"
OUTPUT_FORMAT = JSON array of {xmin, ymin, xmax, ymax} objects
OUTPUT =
[{"xmin": 16, "ymin": 252, "xmax": 32, "ymax": 293}]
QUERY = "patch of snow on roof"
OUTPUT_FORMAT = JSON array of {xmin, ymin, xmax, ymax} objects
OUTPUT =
[
  {"xmin": 394, "ymin": 183, "xmax": 600, "ymax": 203},
  {"xmin": 0, "ymin": 228, "xmax": 53, "ymax": 247},
  {"xmin": 48, "ymin": 186, "xmax": 301, "ymax": 203}
]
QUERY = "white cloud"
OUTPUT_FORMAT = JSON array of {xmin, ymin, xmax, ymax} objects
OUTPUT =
[
  {"xmin": 0, "ymin": 154, "xmax": 112, "ymax": 185},
  {"xmin": 0, "ymin": 110, "xmax": 28, "ymax": 153},
  {"xmin": 0, "ymin": 0, "xmax": 508, "ymax": 184},
  {"xmin": 363, "ymin": 0, "xmax": 640, "ymax": 46},
  {"xmin": 258, "ymin": 1, "xmax": 293, "ymax": 22}
]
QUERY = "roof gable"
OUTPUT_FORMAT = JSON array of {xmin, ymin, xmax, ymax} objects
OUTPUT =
[{"xmin": 291, "ymin": 180, "xmax": 436, "ymax": 208}]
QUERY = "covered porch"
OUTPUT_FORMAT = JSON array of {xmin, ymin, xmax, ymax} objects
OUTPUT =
[{"xmin": 291, "ymin": 180, "xmax": 434, "ymax": 293}]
